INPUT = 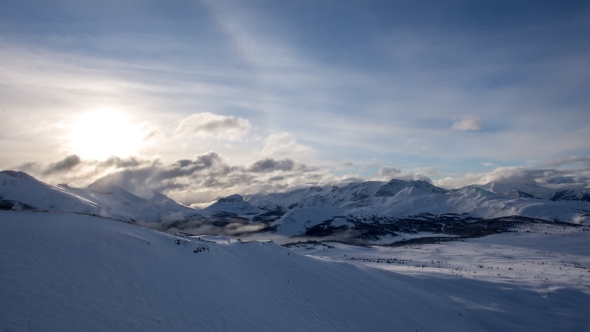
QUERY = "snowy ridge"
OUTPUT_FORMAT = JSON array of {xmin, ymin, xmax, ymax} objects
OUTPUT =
[
  {"xmin": 245, "ymin": 185, "xmax": 330, "ymax": 210},
  {"xmin": 0, "ymin": 171, "xmax": 104, "ymax": 215},
  {"xmin": 2, "ymin": 170, "xmax": 589, "ymax": 239},
  {"xmin": 61, "ymin": 177, "xmax": 195, "ymax": 223},
  {"xmin": 202, "ymin": 194, "xmax": 264, "ymax": 216},
  {"xmin": 262, "ymin": 180, "xmax": 590, "ymax": 236},
  {"xmin": 0, "ymin": 170, "xmax": 194, "ymax": 223},
  {"xmin": 376, "ymin": 179, "xmax": 448, "ymax": 197},
  {"xmin": 476, "ymin": 179, "xmax": 590, "ymax": 202},
  {"xmin": 477, "ymin": 180, "xmax": 554, "ymax": 199},
  {"xmin": 298, "ymin": 181, "xmax": 386, "ymax": 209}
]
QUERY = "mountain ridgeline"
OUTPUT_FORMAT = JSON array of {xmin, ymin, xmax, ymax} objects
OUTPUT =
[{"xmin": 1, "ymin": 170, "xmax": 589, "ymax": 242}]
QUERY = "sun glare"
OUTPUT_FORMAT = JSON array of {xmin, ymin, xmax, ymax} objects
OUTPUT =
[{"xmin": 67, "ymin": 109, "xmax": 143, "ymax": 161}]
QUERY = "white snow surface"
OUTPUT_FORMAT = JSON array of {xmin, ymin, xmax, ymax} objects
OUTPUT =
[
  {"xmin": 272, "ymin": 208, "xmax": 342, "ymax": 236},
  {"xmin": 478, "ymin": 180, "xmax": 556, "ymax": 199},
  {"xmin": 202, "ymin": 194, "xmax": 263, "ymax": 216},
  {"xmin": 3, "ymin": 171, "xmax": 590, "ymax": 239},
  {"xmin": 360, "ymin": 186, "xmax": 589, "ymax": 221},
  {"xmin": 291, "ymin": 223, "xmax": 590, "ymax": 295},
  {"xmin": 0, "ymin": 171, "xmax": 102, "ymax": 215},
  {"xmin": 478, "ymin": 180, "xmax": 589, "ymax": 200},
  {"xmin": 269, "ymin": 184, "xmax": 590, "ymax": 236},
  {"xmin": 2, "ymin": 211, "xmax": 590, "ymax": 331},
  {"xmin": 0, "ymin": 171, "xmax": 195, "ymax": 223},
  {"xmin": 245, "ymin": 185, "xmax": 331, "ymax": 210}
]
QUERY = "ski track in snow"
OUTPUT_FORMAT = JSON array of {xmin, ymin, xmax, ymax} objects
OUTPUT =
[{"xmin": 1, "ymin": 211, "xmax": 590, "ymax": 331}]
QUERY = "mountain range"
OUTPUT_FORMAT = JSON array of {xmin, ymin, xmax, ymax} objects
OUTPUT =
[{"xmin": 2, "ymin": 170, "xmax": 589, "ymax": 240}]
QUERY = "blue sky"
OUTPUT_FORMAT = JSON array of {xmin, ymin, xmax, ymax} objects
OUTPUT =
[{"xmin": 1, "ymin": 0, "xmax": 589, "ymax": 204}]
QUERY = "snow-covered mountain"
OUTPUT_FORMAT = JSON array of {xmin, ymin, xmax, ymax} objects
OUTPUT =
[
  {"xmin": 202, "ymin": 194, "xmax": 264, "ymax": 216},
  {"xmin": 476, "ymin": 179, "xmax": 590, "ymax": 202},
  {"xmin": 245, "ymin": 185, "xmax": 330, "ymax": 210},
  {"xmin": 550, "ymin": 187, "xmax": 590, "ymax": 202},
  {"xmin": 376, "ymin": 179, "xmax": 448, "ymax": 196},
  {"xmin": 246, "ymin": 179, "xmax": 451, "ymax": 212},
  {"xmin": 0, "ymin": 170, "xmax": 103, "ymax": 215},
  {"xmin": 60, "ymin": 177, "xmax": 196, "ymax": 223},
  {"xmin": 0, "ymin": 170, "xmax": 195, "ymax": 223},
  {"xmin": 2, "ymin": 170, "xmax": 589, "ymax": 240},
  {"xmin": 244, "ymin": 179, "xmax": 590, "ymax": 236},
  {"xmin": 476, "ymin": 180, "xmax": 555, "ymax": 199}
]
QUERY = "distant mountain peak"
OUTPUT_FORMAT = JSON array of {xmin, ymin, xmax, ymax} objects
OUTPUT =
[
  {"xmin": 375, "ymin": 178, "xmax": 446, "ymax": 197},
  {"xmin": 1, "ymin": 170, "xmax": 35, "ymax": 180},
  {"xmin": 217, "ymin": 194, "xmax": 244, "ymax": 203},
  {"xmin": 86, "ymin": 177, "xmax": 119, "ymax": 194},
  {"xmin": 205, "ymin": 194, "xmax": 262, "ymax": 216},
  {"xmin": 0, "ymin": 170, "xmax": 193, "ymax": 222}
]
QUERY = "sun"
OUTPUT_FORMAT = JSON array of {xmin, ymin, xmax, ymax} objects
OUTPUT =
[{"xmin": 67, "ymin": 109, "xmax": 143, "ymax": 161}]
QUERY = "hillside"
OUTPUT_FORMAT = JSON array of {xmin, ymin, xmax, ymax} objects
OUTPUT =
[
  {"xmin": 255, "ymin": 180, "xmax": 590, "ymax": 237},
  {"xmin": 0, "ymin": 170, "xmax": 195, "ymax": 223},
  {"xmin": 1, "ymin": 211, "xmax": 589, "ymax": 331}
]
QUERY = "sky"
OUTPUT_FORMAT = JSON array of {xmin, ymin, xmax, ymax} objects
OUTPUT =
[{"xmin": 1, "ymin": 0, "xmax": 589, "ymax": 206}]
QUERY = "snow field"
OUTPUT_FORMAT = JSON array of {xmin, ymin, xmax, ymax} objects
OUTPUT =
[
  {"xmin": 291, "ymin": 224, "xmax": 590, "ymax": 294},
  {"xmin": 2, "ymin": 211, "xmax": 590, "ymax": 331}
]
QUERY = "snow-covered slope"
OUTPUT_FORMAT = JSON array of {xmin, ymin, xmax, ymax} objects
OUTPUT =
[
  {"xmin": 251, "ymin": 180, "xmax": 448, "ymax": 212},
  {"xmin": 203, "ymin": 194, "xmax": 263, "ymax": 216},
  {"xmin": 271, "ymin": 207, "xmax": 342, "ymax": 236},
  {"xmin": 477, "ymin": 180, "xmax": 555, "ymax": 199},
  {"xmin": 376, "ymin": 179, "xmax": 448, "ymax": 197},
  {"xmin": 245, "ymin": 185, "xmax": 330, "ymax": 210},
  {"xmin": 2, "ymin": 211, "xmax": 588, "ymax": 331},
  {"xmin": 290, "ymin": 222, "xmax": 590, "ymax": 298},
  {"xmin": 3, "ymin": 170, "xmax": 589, "ymax": 239},
  {"xmin": 478, "ymin": 180, "xmax": 590, "ymax": 202},
  {"xmin": 550, "ymin": 187, "xmax": 590, "ymax": 202},
  {"xmin": 0, "ymin": 170, "xmax": 195, "ymax": 223},
  {"xmin": 60, "ymin": 178, "xmax": 195, "ymax": 223},
  {"xmin": 299, "ymin": 181, "xmax": 386, "ymax": 209},
  {"xmin": 0, "ymin": 170, "xmax": 103, "ymax": 215},
  {"xmin": 363, "ymin": 186, "xmax": 588, "ymax": 220},
  {"xmin": 269, "ymin": 181, "xmax": 590, "ymax": 236}
]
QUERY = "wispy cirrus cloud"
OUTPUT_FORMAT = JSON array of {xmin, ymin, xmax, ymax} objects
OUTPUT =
[
  {"xmin": 434, "ymin": 161, "xmax": 590, "ymax": 190},
  {"xmin": 543, "ymin": 156, "xmax": 590, "ymax": 167}
]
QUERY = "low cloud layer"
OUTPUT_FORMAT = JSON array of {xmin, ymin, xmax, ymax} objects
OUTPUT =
[
  {"xmin": 18, "ymin": 152, "xmax": 336, "ymax": 206},
  {"xmin": 15, "ymin": 151, "xmax": 590, "ymax": 207},
  {"xmin": 378, "ymin": 166, "xmax": 401, "ymax": 177},
  {"xmin": 43, "ymin": 155, "xmax": 82, "ymax": 175},
  {"xmin": 19, "ymin": 155, "xmax": 154, "ymax": 187},
  {"xmin": 543, "ymin": 156, "xmax": 590, "ymax": 168},
  {"xmin": 248, "ymin": 158, "xmax": 295, "ymax": 173},
  {"xmin": 434, "ymin": 161, "xmax": 590, "ymax": 189},
  {"xmin": 375, "ymin": 165, "xmax": 437, "ymax": 182}
]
